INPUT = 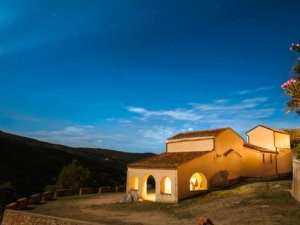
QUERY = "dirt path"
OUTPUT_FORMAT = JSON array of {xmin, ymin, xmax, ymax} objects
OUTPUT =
[
  {"xmin": 30, "ymin": 180, "xmax": 300, "ymax": 225},
  {"xmin": 31, "ymin": 193, "xmax": 192, "ymax": 225}
]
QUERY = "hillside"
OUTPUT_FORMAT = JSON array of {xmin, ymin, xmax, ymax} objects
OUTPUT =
[{"xmin": 0, "ymin": 131, "xmax": 154, "ymax": 197}]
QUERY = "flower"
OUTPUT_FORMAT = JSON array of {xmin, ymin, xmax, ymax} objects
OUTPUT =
[{"xmin": 284, "ymin": 43, "xmax": 300, "ymax": 115}]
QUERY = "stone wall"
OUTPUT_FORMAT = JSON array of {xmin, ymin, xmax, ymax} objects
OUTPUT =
[
  {"xmin": 16, "ymin": 198, "xmax": 27, "ymax": 210},
  {"xmin": 115, "ymin": 186, "xmax": 125, "ymax": 192},
  {"xmin": 54, "ymin": 189, "xmax": 74, "ymax": 198},
  {"xmin": 27, "ymin": 194, "xmax": 41, "ymax": 205},
  {"xmin": 98, "ymin": 186, "xmax": 112, "ymax": 193},
  {"xmin": 292, "ymin": 159, "xmax": 300, "ymax": 202},
  {"xmin": 2, "ymin": 210, "xmax": 101, "ymax": 225},
  {"xmin": 42, "ymin": 191, "xmax": 54, "ymax": 201},
  {"xmin": 79, "ymin": 188, "xmax": 97, "ymax": 195}
]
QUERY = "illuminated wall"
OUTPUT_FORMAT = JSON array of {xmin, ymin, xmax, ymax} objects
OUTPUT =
[
  {"xmin": 274, "ymin": 132, "xmax": 290, "ymax": 149},
  {"xmin": 166, "ymin": 137, "xmax": 214, "ymax": 152},
  {"xmin": 130, "ymin": 176, "xmax": 138, "ymax": 190},
  {"xmin": 277, "ymin": 148, "xmax": 293, "ymax": 175},
  {"xmin": 247, "ymin": 126, "xmax": 275, "ymax": 150},
  {"xmin": 126, "ymin": 168, "xmax": 178, "ymax": 203}
]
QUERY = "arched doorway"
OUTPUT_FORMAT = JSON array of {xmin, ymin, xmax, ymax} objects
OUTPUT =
[
  {"xmin": 142, "ymin": 175, "xmax": 156, "ymax": 201},
  {"xmin": 160, "ymin": 176, "xmax": 172, "ymax": 194},
  {"xmin": 190, "ymin": 172, "xmax": 207, "ymax": 191}
]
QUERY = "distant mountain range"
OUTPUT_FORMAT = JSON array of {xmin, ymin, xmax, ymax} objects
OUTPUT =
[{"xmin": 0, "ymin": 130, "xmax": 154, "ymax": 197}]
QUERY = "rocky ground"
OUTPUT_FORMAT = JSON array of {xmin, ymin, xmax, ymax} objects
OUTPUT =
[{"xmin": 29, "ymin": 180, "xmax": 300, "ymax": 225}]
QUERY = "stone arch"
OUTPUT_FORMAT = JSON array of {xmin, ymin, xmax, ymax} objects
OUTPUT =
[
  {"xmin": 190, "ymin": 172, "xmax": 207, "ymax": 191},
  {"xmin": 142, "ymin": 175, "xmax": 156, "ymax": 201},
  {"xmin": 160, "ymin": 176, "xmax": 172, "ymax": 194},
  {"xmin": 130, "ymin": 176, "xmax": 138, "ymax": 190}
]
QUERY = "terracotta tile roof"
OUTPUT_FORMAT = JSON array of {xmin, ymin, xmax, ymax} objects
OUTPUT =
[
  {"xmin": 243, "ymin": 143, "xmax": 278, "ymax": 154},
  {"xmin": 167, "ymin": 128, "xmax": 229, "ymax": 140},
  {"xmin": 128, "ymin": 151, "xmax": 209, "ymax": 169},
  {"xmin": 247, "ymin": 125, "xmax": 288, "ymax": 135}
]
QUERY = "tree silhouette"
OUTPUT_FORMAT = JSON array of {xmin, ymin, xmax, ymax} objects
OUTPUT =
[{"xmin": 56, "ymin": 160, "xmax": 94, "ymax": 193}]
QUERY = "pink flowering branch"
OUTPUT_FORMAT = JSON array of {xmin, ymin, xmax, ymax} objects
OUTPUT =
[{"xmin": 282, "ymin": 42, "xmax": 300, "ymax": 115}]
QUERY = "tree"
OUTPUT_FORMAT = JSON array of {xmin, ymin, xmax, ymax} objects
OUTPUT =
[
  {"xmin": 55, "ymin": 160, "xmax": 94, "ymax": 193},
  {"xmin": 282, "ymin": 43, "xmax": 300, "ymax": 115},
  {"xmin": 0, "ymin": 182, "xmax": 16, "ymax": 212}
]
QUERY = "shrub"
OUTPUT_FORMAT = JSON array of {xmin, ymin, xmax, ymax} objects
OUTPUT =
[
  {"xmin": 55, "ymin": 160, "xmax": 94, "ymax": 193},
  {"xmin": 0, "ymin": 182, "xmax": 16, "ymax": 212},
  {"xmin": 44, "ymin": 184, "xmax": 57, "ymax": 192}
]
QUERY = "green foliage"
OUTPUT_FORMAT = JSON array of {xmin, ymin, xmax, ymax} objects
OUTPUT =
[
  {"xmin": 55, "ymin": 160, "xmax": 94, "ymax": 193},
  {"xmin": 0, "ymin": 182, "xmax": 16, "ymax": 212}
]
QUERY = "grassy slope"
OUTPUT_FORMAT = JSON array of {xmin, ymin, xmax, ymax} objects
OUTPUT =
[{"xmin": 0, "ymin": 131, "xmax": 154, "ymax": 197}]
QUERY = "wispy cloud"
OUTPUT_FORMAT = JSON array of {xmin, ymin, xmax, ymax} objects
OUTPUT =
[
  {"xmin": 29, "ymin": 125, "xmax": 126, "ymax": 150},
  {"xmin": 0, "ymin": 108, "xmax": 42, "ymax": 122},
  {"xmin": 13, "ymin": 95, "xmax": 291, "ymax": 153},
  {"xmin": 237, "ymin": 86, "xmax": 272, "ymax": 95},
  {"xmin": 18, "ymin": 97, "xmax": 277, "ymax": 153},
  {"xmin": 127, "ymin": 107, "xmax": 202, "ymax": 121},
  {"xmin": 125, "ymin": 97, "xmax": 276, "ymax": 144},
  {"xmin": 128, "ymin": 97, "xmax": 274, "ymax": 123},
  {"xmin": 138, "ymin": 125, "xmax": 175, "ymax": 141},
  {"xmin": 238, "ymin": 90, "xmax": 250, "ymax": 95},
  {"xmin": 27, "ymin": 124, "xmax": 169, "ymax": 153}
]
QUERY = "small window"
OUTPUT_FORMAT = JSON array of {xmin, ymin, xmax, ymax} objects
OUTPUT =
[
  {"xmin": 262, "ymin": 154, "xmax": 265, "ymax": 163},
  {"xmin": 270, "ymin": 154, "xmax": 273, "ymax": 164}
]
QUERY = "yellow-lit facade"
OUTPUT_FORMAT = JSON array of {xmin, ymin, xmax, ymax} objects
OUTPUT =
[{"xmin": 126, "ymin": 125, "xmax": 292, "ymax": 203}]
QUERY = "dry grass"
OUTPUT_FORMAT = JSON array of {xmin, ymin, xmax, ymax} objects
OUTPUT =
[{"xmin": 29, "ymin": 180, "xmax": 300, "ymax": 225}]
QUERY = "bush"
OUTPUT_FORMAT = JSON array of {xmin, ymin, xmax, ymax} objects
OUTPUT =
[
  {"xmin": 44, "ymin": 184, "xmax": 57, "ymax": 192},
  {"xmin": 55, "ymin": 160, "xmax": 94, "ymax": 193},
  {"xmin": 0, "ymin": 182, "xmax": 16, "ymax": 212}
]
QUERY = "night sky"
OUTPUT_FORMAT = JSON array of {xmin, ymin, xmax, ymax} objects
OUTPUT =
[{"xmin": 1, "ymin": 0, "xmax": 300, "ymax": 152}]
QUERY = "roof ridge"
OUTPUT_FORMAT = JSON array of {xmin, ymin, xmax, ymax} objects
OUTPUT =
[
  {"xmin": 247, "ymin": 125, "xmax": 288, "ymax": 135},
  {"xmin": 243, "ymin": 143, "xmax": 278, "ymax": 153},
  {"xmin": 167, "ymin": 127, "xmax": 230, "ymax": 140},
  {"xmin": 128, "ymin": 151, "xmax": 209, "ymax": 169},
  {"xmin": 127, "ymin": 152, "xmax": 160, "ymax": 166},
  {"xmin": 176, "ymin": 127, "xmax": 229, "ymax": 135}
]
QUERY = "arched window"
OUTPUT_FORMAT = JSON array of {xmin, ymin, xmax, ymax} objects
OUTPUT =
[
  {"xmin": 130, "ymin": 176, "xmax": 138, "ymax": 190},
  {"xmin": 190, "ymin": 172, "xmax": 207, "ymax": 191},
  {"xmin": 160, "ymin": 176, "xmax": 172, "ymax": 194}
]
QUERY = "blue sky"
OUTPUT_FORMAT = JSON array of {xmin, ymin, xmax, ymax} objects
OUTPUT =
[{"xmin": 1, "ymin": 0, "xmax": 300, "ymax": 153}]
